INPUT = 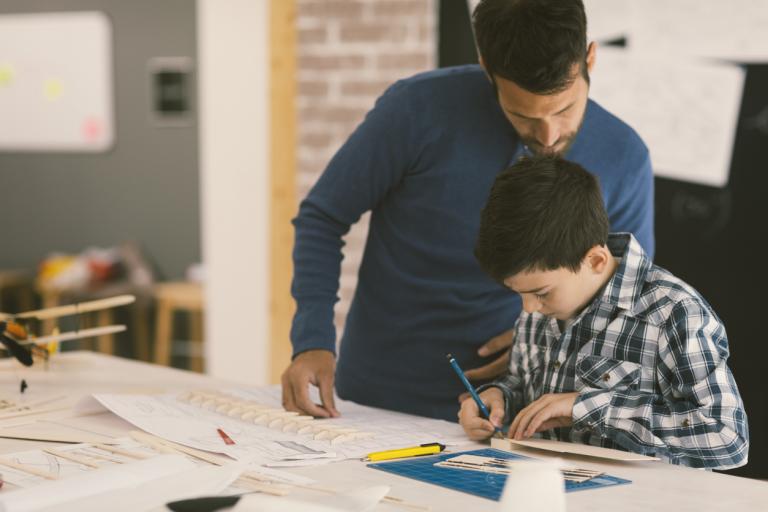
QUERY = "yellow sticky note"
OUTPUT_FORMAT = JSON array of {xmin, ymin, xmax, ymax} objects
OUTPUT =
[
  {"xmin": 0, "ymin": 65, "xmax": 13, "ymax": 87},
  {"xmin": 44, "ymin": 79, "xmax": 63, "ymax": 100}
]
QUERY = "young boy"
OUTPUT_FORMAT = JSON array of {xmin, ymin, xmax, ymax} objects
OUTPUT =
[{"xmin": 460, "ymin": 155, "xmax": 748, "ymax": 469}]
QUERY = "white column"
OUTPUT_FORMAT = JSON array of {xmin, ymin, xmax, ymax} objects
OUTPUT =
[{"xmin": 197, "ymin": 0, "xmax": 270, "ymax": 384}]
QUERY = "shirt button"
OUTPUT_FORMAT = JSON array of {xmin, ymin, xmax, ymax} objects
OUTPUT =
[
  {"xmin": 602, "ymin": 373, "xmax": 611, "ymax": 382},
  {"xmin": 552, "ymin": 361, "xmax": 562, "ymax": 370},
  {"xmin": 682, "ymin": 419, "xmax": 690, "ymax": 428}
]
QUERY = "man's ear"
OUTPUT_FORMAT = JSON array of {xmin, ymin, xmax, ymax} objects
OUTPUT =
[
  {"xmin": 586, "ymin": 41, "xmax": 597, "ymax": 74},
  {"xmin": 585, "ymin": 245, "xmax": 610, "ymax": 274}
]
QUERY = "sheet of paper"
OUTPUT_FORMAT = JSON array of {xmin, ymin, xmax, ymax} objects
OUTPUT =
[
  {"xmin": 0, "ymin": 454, "xmax": 195, "ymax": 512},
  {"xmin": 491, "ymin": 436, "xmax": 659, "ymax": 462},
  {"xmin": 630, "ymin": 0, "xmax": 768, "ymax": 62},
  {"xmin": 90, "ymin": 386, "xmax": 467, "ymax": 462},
  {"xmin": 590, "ymin": 47, "xmax": 745, "ymax": 187},
  {"xmin": 0, "ymin": 440, "xmax": 160, "ymax": 488},
  {"xmin": 33, "ymin": 463, "xmax": 242, "ymax": 512},
  {"xmin": 233, "ymin": 485, "xmax": 390, "ymax": 512},
  {"xmin": 92, "ymin": 394, "xmax": 336, "ymax": 463},
  {"xmin": 584, "ymin": 0, "xmax": 635, "ymax": 43}
]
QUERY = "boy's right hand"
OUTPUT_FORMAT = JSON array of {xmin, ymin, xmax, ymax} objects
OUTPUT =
[{"xmin": 458, "ymin": 387, "xmax": 505, "ymax": 441}]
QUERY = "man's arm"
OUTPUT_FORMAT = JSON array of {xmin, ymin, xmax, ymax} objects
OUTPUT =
[
  {"xmin": 284, "ymin": 82, "xmax": 417, "ymax": 416},
  {"xmin": 571, "ymin": 300, "xmax": 749, "ymax": 470}
]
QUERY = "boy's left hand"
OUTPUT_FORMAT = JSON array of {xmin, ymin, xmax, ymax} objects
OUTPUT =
[{"xmin": 508, "ymin": 392, "xmax": 579, "ymax": 440}]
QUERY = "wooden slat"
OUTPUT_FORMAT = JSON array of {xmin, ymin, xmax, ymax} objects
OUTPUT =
[{"xmin": 269, "ymin": 0, "xmax": 297, "ymax": 383}]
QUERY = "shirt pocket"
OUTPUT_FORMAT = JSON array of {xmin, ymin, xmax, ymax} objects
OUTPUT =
[{"xmin": 575, "ymin": 355, "xmax": 642, "ymax": 392}]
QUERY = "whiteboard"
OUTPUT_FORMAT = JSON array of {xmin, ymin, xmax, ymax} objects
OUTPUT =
[{"xmin": 0, "ymin": 11, "xmax": 114, "ymax": 152}]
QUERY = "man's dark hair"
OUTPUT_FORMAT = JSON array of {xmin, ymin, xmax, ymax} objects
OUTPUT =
[
  {"xmin": 472, "ymin": 0, "xmax": 588, "ymax": 94},
  {"xmin": 475, "ymin": 155, "xmax": 609, "ymax": 283}
]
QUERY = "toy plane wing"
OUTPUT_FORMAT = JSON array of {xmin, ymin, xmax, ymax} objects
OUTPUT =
[{"xmin": 0, "ymin": 294, "xmax": 136, "ymax": 322}]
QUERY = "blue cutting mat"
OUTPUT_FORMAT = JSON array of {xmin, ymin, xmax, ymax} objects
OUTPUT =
[{"xmin": 368, "ymin": 448, "xmax": 631, "ymax": 501}]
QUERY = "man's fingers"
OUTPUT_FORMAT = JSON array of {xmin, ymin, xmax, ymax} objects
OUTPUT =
[
  {"xmin": 281, "ymin": 373, "xmax": 299, "ymax": 413},
  {"xmin": 477, "ymin": 329, "xmax": 515, "ymax": 357},
  {"xmin": 317, "ymin": 373, "xmax": 339, "ymax": 418},
  {"xmin": 293, "ymin": 376, "xmax": 331, "ymax": 418},
  {"xmin": 464, "ymin": 351, "xmax": 511, "ymax": 381}
]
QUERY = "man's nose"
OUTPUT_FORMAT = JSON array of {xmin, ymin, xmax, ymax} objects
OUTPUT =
[{"xmin": 535, "ymin": 121, "xmax": 559, "ymax": 148}]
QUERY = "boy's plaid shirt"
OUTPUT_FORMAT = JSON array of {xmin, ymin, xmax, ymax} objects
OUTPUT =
[{"xmin": 488, "ymin": 233, "xmax": 748, "ymax": 469}]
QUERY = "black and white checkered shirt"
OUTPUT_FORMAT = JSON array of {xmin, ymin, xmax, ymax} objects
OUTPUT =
[{"xmin": 488, "ymin": 233, "xmax": 748, "ymax": 469}]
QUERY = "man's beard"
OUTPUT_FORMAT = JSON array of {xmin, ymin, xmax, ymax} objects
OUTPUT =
[{"xmin": 521, "ymin": 115, "xmax": 585, "ymax": 156}]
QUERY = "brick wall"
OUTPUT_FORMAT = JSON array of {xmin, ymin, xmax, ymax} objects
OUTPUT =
[{"xmin": 296, "ymin": 0, "xmax": 437, "ymax": 342}]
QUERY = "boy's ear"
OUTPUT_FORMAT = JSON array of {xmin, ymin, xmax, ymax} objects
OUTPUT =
[{"xmin": 585, "ymin": 245, "xmax": 610, "ymax": 274}]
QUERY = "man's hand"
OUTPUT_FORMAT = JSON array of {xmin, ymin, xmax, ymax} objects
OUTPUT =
[
  {"xmin": 508, "ymin": 392, "xmax": 578, "ymax": 440},
  {"xmin": 458, "ymin": 387, "xmax": 505, "ymax": 441},
  {"xmin": 281, "ymin": 349, "xmax": 340, "ymax": 418},
  {"xmin": 463, "ymin": 328, "xmax": 514, "ymax": 382}
]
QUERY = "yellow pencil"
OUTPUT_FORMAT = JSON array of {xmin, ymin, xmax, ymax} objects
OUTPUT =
[{"xmin": 364, "ymin": 443, "xmax": 446, "ymax": 462}]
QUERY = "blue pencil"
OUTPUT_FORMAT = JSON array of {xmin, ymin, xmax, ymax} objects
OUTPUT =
[{"xmin": 446, "ymin": 353, "xmax": 504, "ymax": 438}]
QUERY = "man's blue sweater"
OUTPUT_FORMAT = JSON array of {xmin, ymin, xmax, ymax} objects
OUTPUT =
[{"xmin": 291, "ymin": 65, "xmax": 654, "ymax": 421}]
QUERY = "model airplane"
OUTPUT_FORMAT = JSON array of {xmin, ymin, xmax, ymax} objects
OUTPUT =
[{"xmin": 0, "ymin": 295, "xmax": 135, "ymax": 366}]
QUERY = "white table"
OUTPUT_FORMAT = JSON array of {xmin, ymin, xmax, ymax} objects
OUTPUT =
[{"xmin": 1, "ymin": 351, "xmax": 766, "ymax": 511}]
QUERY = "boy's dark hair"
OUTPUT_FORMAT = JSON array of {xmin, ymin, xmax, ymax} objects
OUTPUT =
[
  {"xmin": 472, "ymin": 0, "xmax": 588, "ymax": 94},
  {"xmin": 475, "ymin": 155, "xmax": 609, "ymax": 283}
]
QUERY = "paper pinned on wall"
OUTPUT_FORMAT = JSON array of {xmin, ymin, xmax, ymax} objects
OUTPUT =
[
  {"xmin": 630, "ymin": 0, "xmax": 768, "ymax": 62},
  {"xmin": 589, "ymin": 47, "xmax": 745, "ymax": 187},
  {"xmin": 0, "ymin": 12, "xmax": 114, "ymax": 152}
]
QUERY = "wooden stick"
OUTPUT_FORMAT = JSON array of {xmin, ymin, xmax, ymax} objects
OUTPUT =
[
  {"xmin": 43, "ymin": 448, "xmax": 100, "ymax": 469},
  {"xmin": 130, "ymin": 431, "xmax": 229, "ymax": 465},
  {"xmin": 15, "ymin": 295, "xmax": 136, "ymax": 320},
  {"xmin": 0, "ymin": 404, "xmax": 71, "ymax": 420},
  {"xmin": 92, "ymin": 443, "xmax": 151, "ymax": 460},
  {"xmin": 128, "ymin": 431, "xmax": 178, "ymax": 455},
  {"xmin": 0, "ymin": 455, "xmax": 58, "ymax": 480},
  {"xmin": 381, "ymin": 496, "xmax": 432, "ymax": 511},
  {"xmin": 23, "ymin": 325, "xmax": 126, "ymax": 346}
]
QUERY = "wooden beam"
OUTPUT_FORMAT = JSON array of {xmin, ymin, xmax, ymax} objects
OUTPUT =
[{"xmin": 269, "ymin": 0, "xmax": 297, "ymax": 383}]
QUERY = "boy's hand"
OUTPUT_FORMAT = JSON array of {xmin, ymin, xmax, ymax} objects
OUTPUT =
[
  {"xmin": 508, "ymin": 392, "xmax": 579, "ymax": 440},
  {"xmin": 458, "ymin": 387, "xmax": 505, "ymax": 441}
]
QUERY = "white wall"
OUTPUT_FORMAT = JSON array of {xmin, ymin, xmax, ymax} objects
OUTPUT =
[{"xmin": 197, "ymin": 0, "xmax": 270, "ymax": 384}]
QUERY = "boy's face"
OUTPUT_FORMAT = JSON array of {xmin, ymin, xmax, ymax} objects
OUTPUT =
[{"xmin": 503, "ymin": 246, "xmax": 614, "ymax": 321}]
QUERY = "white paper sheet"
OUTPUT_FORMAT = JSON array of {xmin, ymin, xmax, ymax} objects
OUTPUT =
[
  {"xmin": 584, "ymin": 0, "xmax": 635, "ymax": 43},
  {"xmin": 630, "ymin": 0, "xmax": 768, "ymax": 62},
  {"xmin": 0, "ymin": 454, "xmax": 195, "ymax": 512},
  {"xmin": 233, "ymin": 485, "xmax": 390, "ymax": 512},
  {"xmin": 491, "ymin": 436, "xmax": 659, "ymax": 462},
  {"xmin": 90, "ymin": 387, "xmax": 466, "ymax": 462},
  {"xmin": 590, "ymin": 47, "xmax": 745, "ymax": 187},
  {"xmin": 32, "ymin": 463, "xmax": 242, "ymax": 512}
]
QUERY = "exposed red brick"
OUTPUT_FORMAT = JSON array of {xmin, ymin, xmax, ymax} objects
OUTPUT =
[
  {"xmin": 300, "ymin": 105, "xmax": 368, "ymax": 124},
  {"xmin": 298, "ymin": 81, "xmax": 329, "ymax": 97},
  {"xmin": 340, "ymin": 80, "xmax": 393, "ymax": 97},
  {"xmin": 299, "ymin": 27, "xmax": 328, "ymax": 44},
  {"xmin": 377, "ymin": 53, "xmax": 429, "ymax": 69},
  {"xmin": 339, "ymin": 23, "xmax": 408, "ymax": 43},
  {"xmin": 372, "ymin": 0, "xmax": 429, "ymax": 17},
  {"xmin": 298, "ymin": 54, "xmax": 366, "ymax": 71},
  {"xmin": 298, "ymin": 0, "xmax": 364, "ymax": 18}
]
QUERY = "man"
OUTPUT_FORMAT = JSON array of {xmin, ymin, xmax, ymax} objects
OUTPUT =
[{"xmin": 282, "ymin": 0, "xmax": 654, "ymax": 422}]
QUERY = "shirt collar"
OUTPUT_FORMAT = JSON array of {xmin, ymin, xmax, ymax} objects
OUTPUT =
[{"xmin": 596, "ymin": 233, "xmax": 652, "ymax": 313}]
